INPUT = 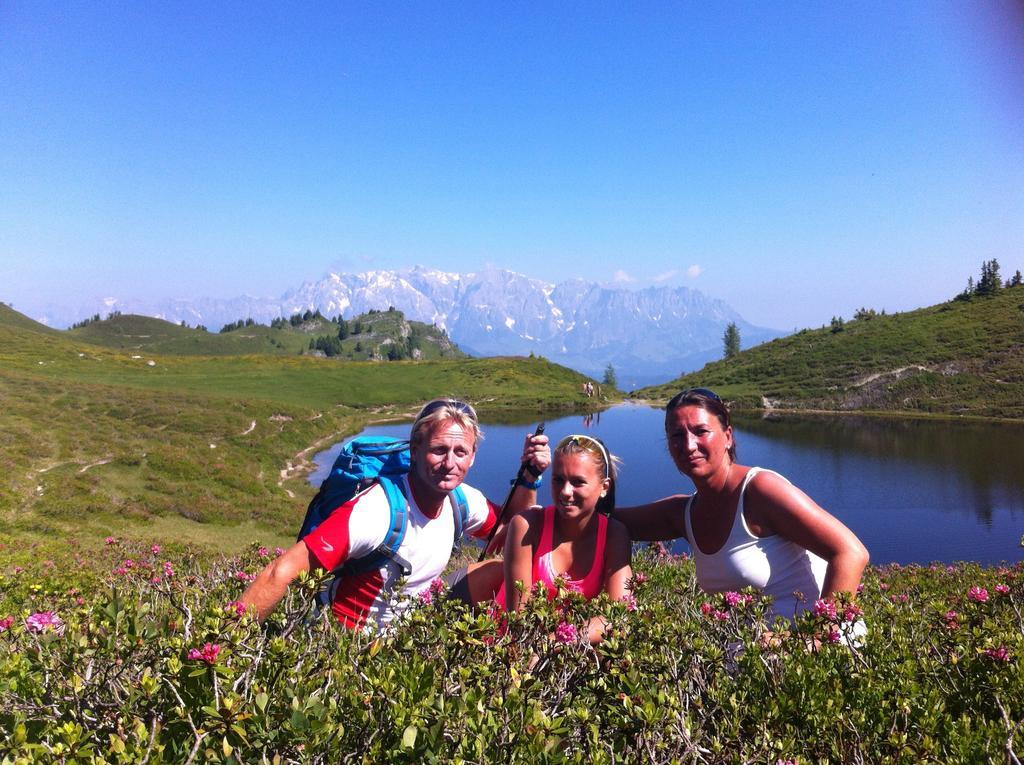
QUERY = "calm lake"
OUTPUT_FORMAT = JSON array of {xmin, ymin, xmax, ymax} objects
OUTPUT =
[{"xmin": 310, "ymin": 403, "xmax": 1024, "ymax": 566}]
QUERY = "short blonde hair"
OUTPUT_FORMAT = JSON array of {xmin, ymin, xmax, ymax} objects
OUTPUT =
[{"xmin": 409, "ymin": 398, "xmax": 483, "ymax": 450}]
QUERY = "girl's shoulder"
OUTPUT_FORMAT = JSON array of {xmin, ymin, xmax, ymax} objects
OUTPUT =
[{"xmin": 510, "ymin": 504, "xmax": 547, "ymax": 539}]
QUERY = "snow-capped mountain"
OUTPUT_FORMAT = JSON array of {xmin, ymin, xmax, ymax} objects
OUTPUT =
[{"xmin": 37, "ymin": 266, "xmax": 782, "ymax": 388}]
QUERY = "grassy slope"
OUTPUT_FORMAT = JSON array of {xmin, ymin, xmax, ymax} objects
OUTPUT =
[
  {"xmin": 635, "ymin": 287, "xmax": 1024, "ymax": 419},
  {"xmin": 0, "ymin": 307, "xmax": 598, "ymax": 552},
  {"xmin": 67, "ymin": 309, "xmax": 463, "ymax": 361}
]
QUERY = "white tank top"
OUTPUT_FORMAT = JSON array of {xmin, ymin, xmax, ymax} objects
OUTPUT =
[{"xmin": 685, "ymin": 467, "xmax": 827, "ymax": 622}]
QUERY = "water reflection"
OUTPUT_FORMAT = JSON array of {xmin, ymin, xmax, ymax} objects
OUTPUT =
[
  {"xmin": 734, "ymin": 414, "xmax": 1024, "ymax": 525},
  {"xmin": 311, "ymin": 404, "xmax": 1024, "ymax": 566}
]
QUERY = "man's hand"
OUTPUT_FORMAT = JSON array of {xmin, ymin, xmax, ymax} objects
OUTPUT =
[{"xmin": 522, "ymin": 432, "xmax": 550, "ymax": 477}]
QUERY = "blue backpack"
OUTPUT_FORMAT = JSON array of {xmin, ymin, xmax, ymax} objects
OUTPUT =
[{"xmin": 299, "ymin": 436, "xmax": 471, "ymax": 600}]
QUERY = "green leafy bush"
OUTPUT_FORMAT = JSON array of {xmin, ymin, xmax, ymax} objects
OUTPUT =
[{"xmin": 0, "ymin": 542, "xmax": 1021, "ymax": 762}]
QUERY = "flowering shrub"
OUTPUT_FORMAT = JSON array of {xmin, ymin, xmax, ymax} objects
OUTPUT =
[{"xmin": 0, "ymin": 543, "xmax": 1021, "ymax": 762}]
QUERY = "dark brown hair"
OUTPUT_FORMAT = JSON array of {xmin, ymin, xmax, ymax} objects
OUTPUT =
[{"xmin": 664, "ymin": 388, "xmax": 737, "ymax": 460}]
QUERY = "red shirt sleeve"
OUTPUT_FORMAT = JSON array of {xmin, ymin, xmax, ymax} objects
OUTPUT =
[
  {"xmin": 303, "ymin": 493, "xmax": 361, "ymax": 571},
  {"xmin": 470, "ymin": 498, "xmax": 502, "ymax": 540}
]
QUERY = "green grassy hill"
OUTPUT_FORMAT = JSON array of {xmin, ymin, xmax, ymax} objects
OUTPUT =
[
  {"xmin": 0, "ymin": 305, "xmax": 598, "ymax": 551},
  {"xmin": 66, "ymin": 308, "xmax": 463, "ymax": 361},
  {"xmin": 635, "ymin": 285, "xmax": 1024, "ymax": 419},
  {"xmin": 0, "ymin": 302, "xmax": 62, "ymax": 335}
]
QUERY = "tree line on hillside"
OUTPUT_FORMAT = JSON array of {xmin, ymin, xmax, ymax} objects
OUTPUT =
[
  {"xmin": 956, "ymin": 259, "xmax": 1022, "ymax": 301},
  {"xmin": 713, "ymin": 259, "xmax": 1022, "ymax": 361},
  {"xmin": 308, "ymin": 316, "xmax": 433, "ymax": 361},
  {"xmin": 213, "ymin": 307, "xmax": 449, "ymax": 361},
  {"xmin": 70, "ymin": 311, "xmax": 122, "ymax": 329}
]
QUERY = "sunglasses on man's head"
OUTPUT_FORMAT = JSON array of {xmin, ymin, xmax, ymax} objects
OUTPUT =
[{"xmin": 415, "ymin": 398, "xmax": 478, "ymax": 422}]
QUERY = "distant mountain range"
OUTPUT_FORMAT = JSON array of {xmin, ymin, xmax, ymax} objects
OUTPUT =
[{"xmin": 32, "ymin": 267, "xmax": 783, "ymax": 387}]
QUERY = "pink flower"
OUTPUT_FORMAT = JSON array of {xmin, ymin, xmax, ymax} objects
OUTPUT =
[
  {"xmin": 150, "ymin": 544, "xmax": 161, "ymax": 555},
  {"xmin": 984, "ymin": 646, "xmax": 1010, "ymax": 662},
  {"xmin": 0, "ymin": 616, "xmax": 13, "ymax": 631},
  {"xmin": 13, "ymin": 566, "xmax": 23, "ymax": 574},
  {"xmin": 274, "ymin": 547, "xmax": 285, "ymax": 557},
  {"xmin": 25, "ymin": 611, "xmax": 62, "ymax": 633},
  {"xmin": 943, "ymin": 610, "xmax": 960, "ymax": 630},
  {"xmin": 995, "ymin": 584, "xmax": 1011, "ymax": 595},
  {"xmin": 700, "ymin": 602, "xmax": 713, "ymax": 616},
  {"xmin": 620, "ymin": 592, "xmax": 638, "ymax": 612},
  {"xmin": 418, "ymin": 589, "xmax": 434, "ymax": 605},
  {"xmin": 429, "ymin": 577, "xmax": 447, "ymax": 595},
  {"xmin": 676, "ymin": 552, "xmax": 689, "ymax": 561},
  {"xmin": 150, "ymin": 576, "xmax": 161, "ymax": 584},
  {"xmin": 776, "ymin": 760, "xmax": 798, "ymax": 765},
  {"xmin": 554, "ymin": 621, "xmax": 578, "ymax": 644},
  {"xmin": 712, "ymin": 609, "xmax": 729, "ymax": 621},
  {"xmin": 968, "ymin": 586, "xmax": 989, "ymax": 603},
  {"xmin": 257, "ymin": 546, "xmax": 270, "ymax": 558},
  {"xmin": 162, "ymin": 562, "xmax": 175, "ymax": 577},
  {"xmin": 812, "ymin": 599, "xmax": 837, "ymax": 621},
  {"xmin": 105, "ymin": 536, "xmax": 117, "ymax": 545},
  {"xmin": 826, "ymin": 628, "xmax": 841, "ymax": 644},
  {"xmin": 946, "ymin": 565, "xmax": 956, "ymax": 573},
  {"xmin": 188, "ymin": 643, "xmax": 222, "ymax": 664},
  {"xmin": 631, "ymin": 572, "xmax": 648, "ymax": 585},
  {"xmin": 843, "ymin": 604, "xmax": 864, "ymax": 621},
  {"xmin": 226, "ymin": 601, "xmax": 247, "ymax": 616},
  {"xmin": 724, "ymin": 591, "xmax": 742, "ymax": 608},
  {"xmin": 878, "ymin": 582, "xmax": 889, "ymax": 591},
  {"xmin": 234, "ymin": 571, "xmax": 256, "ymax": 582}
]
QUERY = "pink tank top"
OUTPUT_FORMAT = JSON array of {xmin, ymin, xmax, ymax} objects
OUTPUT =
[{"xmin": 496, "ymin": 505, "xmax": 608, "ymax": 607}]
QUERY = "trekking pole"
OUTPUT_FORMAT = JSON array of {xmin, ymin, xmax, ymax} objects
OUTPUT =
[{"xmin": 478, "ymin": 422, "xmax": 545, "ymax": 561}]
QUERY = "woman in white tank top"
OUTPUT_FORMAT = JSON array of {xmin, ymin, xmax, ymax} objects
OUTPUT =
[{"xmin": 615, "ymin": 388, "xmax": 868, "ymax": 623}]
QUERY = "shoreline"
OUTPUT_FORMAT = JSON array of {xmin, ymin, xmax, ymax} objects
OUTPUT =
[{"xmin": 626, "ymin": 397, "xmax": 1024, "ymax": 426}]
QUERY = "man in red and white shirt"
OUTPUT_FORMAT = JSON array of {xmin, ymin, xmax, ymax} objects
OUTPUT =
[{"xmin": 241, "ymin": 398, "xmax": 550, "ymax": 630}]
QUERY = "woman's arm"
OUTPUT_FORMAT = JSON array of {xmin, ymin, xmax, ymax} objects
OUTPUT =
[
  {"xmin": 503, "ymin": 510, "xmax": 539, "ymax": 612},
  {"xmin": 612, "ymin": 495, "xmax": 689, "ymax": 543},
  {"xmin": 587, "ymin": 518, "xmax": 634, "ymax": 644},
  {"xmin": 747, "ymin": 472, "xmax": 869, "ymax": 598}
]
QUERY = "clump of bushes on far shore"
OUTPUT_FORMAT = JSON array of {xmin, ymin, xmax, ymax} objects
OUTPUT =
[{"xmin": 0, "ymin": 541, "xmax": 1021, "ymax": 762}]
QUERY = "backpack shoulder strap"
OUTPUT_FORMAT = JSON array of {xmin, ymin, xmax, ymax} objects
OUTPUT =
[
  {"xmin": 377, "ymin": 476, "xmax": 410, "ymax": 567},
  {"xmin": 336, "ymin": 476, "xmax": 411, "ymax": 578},
  {"xmin": 449, "ymin": 485, "xmax": 470, "ymax": 553}
]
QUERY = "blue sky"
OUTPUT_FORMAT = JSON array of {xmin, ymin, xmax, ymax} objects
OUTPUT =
[{"xmin": 2, "ymin": 2, "xmax": 1022, "ymax": 330}]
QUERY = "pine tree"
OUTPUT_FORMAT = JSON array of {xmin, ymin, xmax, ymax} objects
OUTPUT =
[
  {"xmin": 722, "ymin": 322, "xmax": 740, "ymax": 359},
  {"xmin": 602, "ymin": 363, "xmax": 617, "ymax": 388},
  {"xmin": 976, "ymin": 259, "xmax": 1002, "ymax": 296}
]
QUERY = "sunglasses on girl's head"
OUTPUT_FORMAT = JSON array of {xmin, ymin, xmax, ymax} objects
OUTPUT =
[{"xmin": 556, "ymin": 434, "xmax": 611, "ymax": 478}]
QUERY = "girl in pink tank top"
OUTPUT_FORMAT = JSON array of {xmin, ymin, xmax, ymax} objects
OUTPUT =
[{"xmin": 495, "ymin": 434, "xmax": 633, "ymax": 644}]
